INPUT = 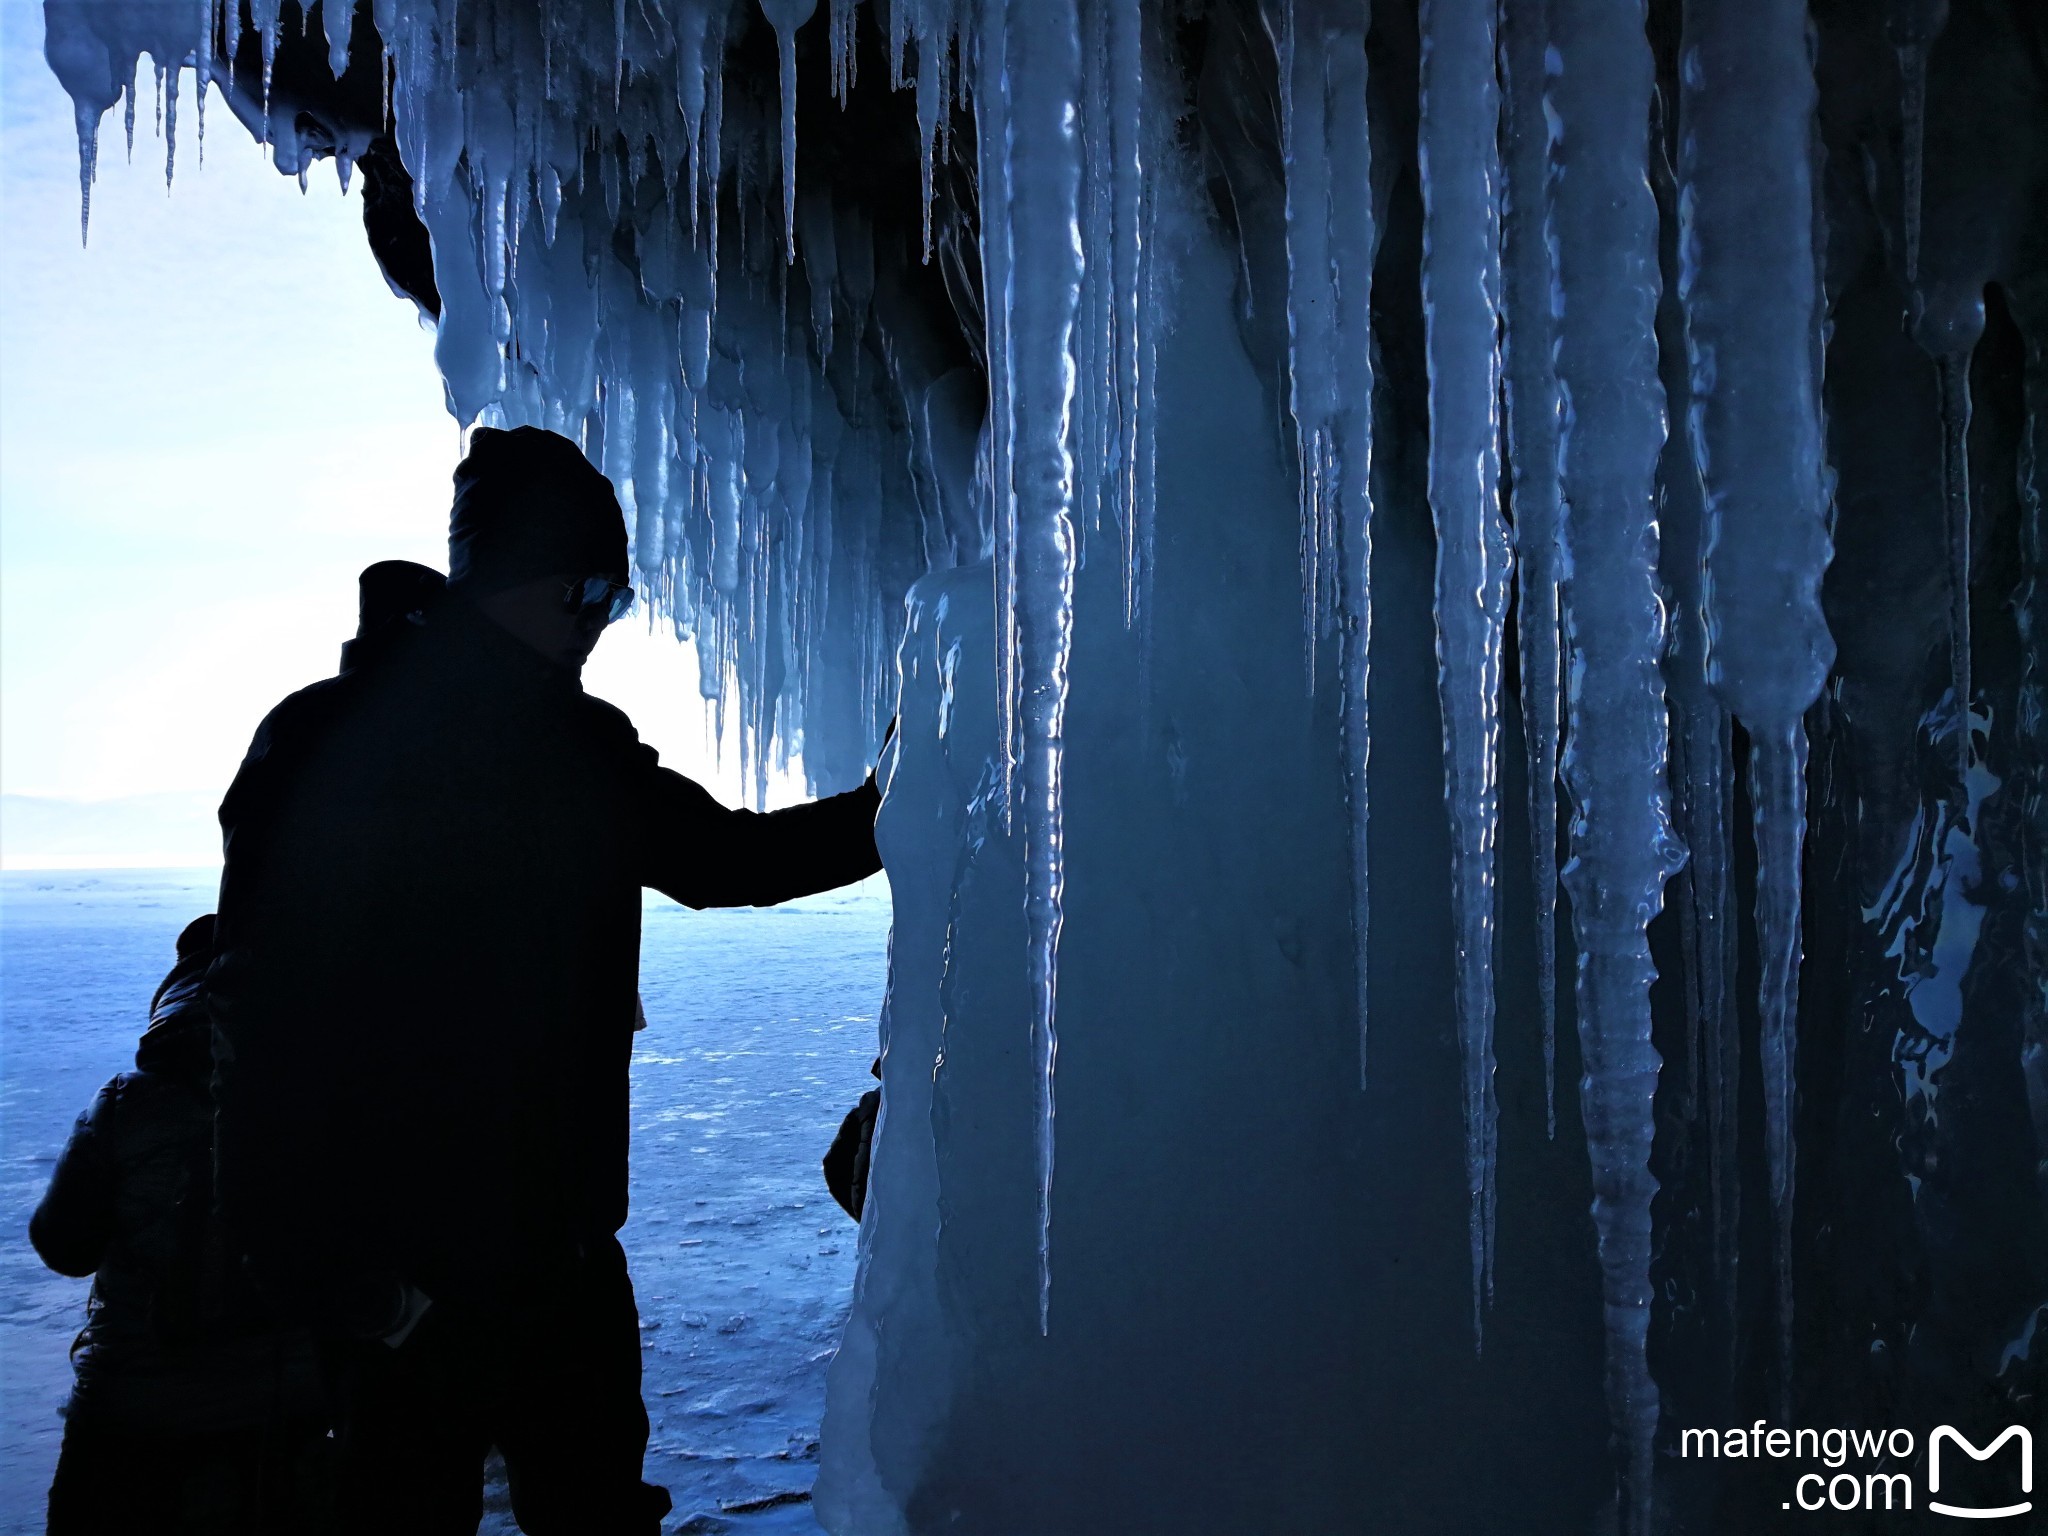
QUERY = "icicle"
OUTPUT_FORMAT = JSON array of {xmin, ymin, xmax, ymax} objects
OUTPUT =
[
  {"xmin": 830, "ymin": 0, "xmax": 859, "ymax": 102},
  {"xmin": 1887, "ymin": 0, "xmax": 1948, "ymax": 288},
  {"xmin": 164, "ymin": 58, "xmax": 181, "ymax": 188},
  {"xmin": 1677, "ymin": 0, "xmax": 1834, "ymax": 1418},
  {"xmin": 977, "ymin": 2, "xmax": 1019, "ymax": 824},
  {"xmin": 73, "ymin": 98, "xmax": 101, "ymax": 246},
  {"xmin": 761, "ymin": 1, "xmax": 818, "ymax": 265},
  {"xmin": 195, "ymin": 2, "xmax": 211, "ymax": 167},
  {"xmin": 1545, "ymin": 2, "xmax": 1679, "ymax": 1529},
  {"xmin": 1937, "ymin": 352, "xmax": 1976, "ymax": 778},
  {"xmin": 1497, "ymin": 0, "xmax": 1560, "ymax": 1136},
  {"xmin": 889, "ymin": 0, "xmax": 911, "ymax": 88},
  {"xmin": 983, "ymin": 0, "xmax": 1084, "ymax": 1337},
  {"xmin": 1650, "ymin": 207, "xmax": 1739, "ymax": 1355},
  {"xmin": 260, "ymin": 20, "xmax": 277, "ymax": 143},
  {"xmin": 1275, "ymin": 1, "xmax": 1332, "ymax": 683},
  {"xmin": 615, "ymin": 0, "xmax": 629, "ymax": 106},
  {"xmin": 1274, "ymin": 0, "xmax": 1376, "ymax": 1085},
  {"xmin": 1752, "ymin": 723, "xmax": 1808, "ymax": 1415},
  {"xmin": 1074, "ymin": 0, "xmax": 1109, "ymax": 537},
  {"xmin": 1109, "ymin": 0, "xmax": 1144, "ymax": 628},
  {"xmin": 124, "ymin": 60, "xmax": 138, "ymax": 162},
  {"xmin": 1418, "ymin": 0, "xmax": 1507, "ymax": 1341},
  {"xmin": 1134, "ymin": 168, "xmax": 1158, "ymax": 648},
  {"xmin": 913, "ymin": 1, "xmax": 948, "ymax": 255},
  {"xmin": 324, "ymin": 0, "xmax": 354, "ymax": 80},
  {"xmin": 224, "ymin": 0, "xmax": 243, "ymax": 101}
]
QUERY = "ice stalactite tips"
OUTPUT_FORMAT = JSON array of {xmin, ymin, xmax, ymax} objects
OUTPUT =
[
  {"xmin": 41, "ymin": 0, "xmax": 221, "ymax": 241},
  {"xmin": 1417, "ymin": 0, "xmax": 1508, "ymax": 1344},
  {"xmin": 1271, "ymin": 0, "xmax": 1376, "ymax": 1089},
  {"xmin": 1676, "ymin": 0, "xmax": 1835, "ymax": 1417},
  {"xmin": 1545, "ymin": 1, "xmax": 1680, "ymax": 1529}
]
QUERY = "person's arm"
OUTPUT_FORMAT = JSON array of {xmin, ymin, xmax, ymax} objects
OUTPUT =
[
  {"xmin": 29, "ymin": 1082, "xmax": 120, "ymax": 1278},
  {"xmin": 638, "ymin": 757, "xmax": 883, "ymax": 909}
]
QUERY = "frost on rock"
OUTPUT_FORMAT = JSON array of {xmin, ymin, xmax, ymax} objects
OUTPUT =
[{"xmin": 40, "ymin": 2, "xmax": 2048, "ymax": 1532}]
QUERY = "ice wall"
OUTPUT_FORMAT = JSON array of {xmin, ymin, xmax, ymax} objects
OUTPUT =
[{"xmin": 41, "ymin": 2, "xmax": 2048, "ymax": 1531}]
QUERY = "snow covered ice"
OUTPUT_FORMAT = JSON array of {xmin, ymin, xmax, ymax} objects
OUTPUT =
[{"xmin": 35, "ymin": 2, "xmax": 2048, "ymax": 1531}]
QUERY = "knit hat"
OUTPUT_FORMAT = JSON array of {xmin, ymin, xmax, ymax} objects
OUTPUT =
[{"xmin": 447, "ymin": 426, "xmax": 628, "ymax": 594}]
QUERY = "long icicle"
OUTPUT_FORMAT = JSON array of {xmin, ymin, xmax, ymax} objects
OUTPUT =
[
  {"xmin": 1751, "ymin": 724, "xmax": 1809, "ymax": 1416},
  {"xmin": 1647, "ymin": 80, "xmax": 1738, "ymax": 1378},
  {"xmin": 1276, "ymin": 0, "xmax": 1376, "ymax": 1088},
  {"xmin": 1275, "ymin": 0, "xmax": 1334, "ymax": 687},
  {"xmin": 990, "ymin": 0, "xmax": 1085, "ymax": 1336},
  {"xmin": 1496, "ymin": 0, "xmax": 1560, "ymax": 1132},
  {"xmin": 1677, "ymin": 0, "xmax": 1834, "ymax": 1419},
  {"xmin": 1937, "ymin": 353, "xmax": 1975, "ymax": 780},
  {"xmin": 761, "ymin": 1, "xmax": 820, "ymax": 266},
  {"xmin": 978, "ymin": 0, "xmax": 1021, "ymax": 828},
  {"xmin": 1886, "ymin": 0, "xmax": 1948, "ymax": 290},
  {"xmin": 1109, "ymin": 0, "xmax": 1145, "ymax": 628},
  {"xmin": 1545, "ymin": 2, "xmax": 1679, "ymax": 1528},
  {"xmin": 1418, "ymin": 0, "xmax": 1508, "ymax": 1339}
]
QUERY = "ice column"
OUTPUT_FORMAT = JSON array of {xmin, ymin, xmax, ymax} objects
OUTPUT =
[
  {"xmin": 981, "ymin": 0, "xmax": 1086, "ymax": 1333},
  {"xmin": 1677, "ymin": 0, "xmax": 1834, "ymax": 1412},
  {"xmin": 1545, "ymin": 3, "xmax": 1680, "ymax": 1528},
  {"xmin": 1274, "ymin": 0, "xmax": 1376, "ymax": 1084},
  {"xmin": 1417, "ymin": 0, "xmax": 1508, "ymax": 1337}
]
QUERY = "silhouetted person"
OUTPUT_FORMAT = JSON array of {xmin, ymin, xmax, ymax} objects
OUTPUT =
[
  {"xmin": 31, "ymin": 914, "xmax": 332, "ymax": 1536},
  {"xmin": 209, "ymin": 426, "xmax": 882, "ymax": 1535}
]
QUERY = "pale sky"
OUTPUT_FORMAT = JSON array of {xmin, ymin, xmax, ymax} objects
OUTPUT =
[{"xmin": 0, "ymin": 0, "xmax": 791, "ymax": 863}]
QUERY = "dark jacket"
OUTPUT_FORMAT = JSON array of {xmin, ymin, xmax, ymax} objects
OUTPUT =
[
  {"xmin": 211, "ymin": 589, "xmax": 881, "ymax": 1330},
  {"xmin": 29, "ymin": 943, "xmax": 325, "ymax": 1432}
]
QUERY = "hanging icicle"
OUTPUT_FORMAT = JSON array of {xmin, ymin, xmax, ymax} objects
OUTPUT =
[
  {"xmin": 762, "ymin": 1, "xmax": 820, "ymax": 265},
  {"xmin": 1496, "ymin": 0, "xmax": 1560, "ymax": 1139},
  {"xmin": 1677, "ymin": 0, "xmax": 1834, "ymax": 1418},
  {"xmin": 1273, "ymin": 0, "xmax": 1377, "ymax": 1087},
  {"xmin": 1417, "ymin": 0, "xmax": 1508, "ymax": 1343},
  {"xmin": 980, "ymin": 0, "xmax": 1086, "ymax": 1336},
  {"xmin": 1545, "ymin": 1, "xmax": 1679, "ymax": 1529}
]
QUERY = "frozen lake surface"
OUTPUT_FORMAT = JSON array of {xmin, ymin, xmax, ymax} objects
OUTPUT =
[{"xmin": 0, "ymin": 868, "xmax": 891, "ymax": 1535}]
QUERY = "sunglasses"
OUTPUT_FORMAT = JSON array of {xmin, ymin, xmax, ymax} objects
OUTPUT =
[{"xmin": 562, "ymin": 576, "xmax": 635, "ymax": 625}]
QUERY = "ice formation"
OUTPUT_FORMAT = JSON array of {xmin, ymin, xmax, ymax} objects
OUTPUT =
[
  {"xmin": 1496, "ymin": 0, "xmax": 1560, "ymax": 1137},
  {"xmin": 1675, "ymin": 0, "xmax": 1833, "ymax": 1412},
  {"xmin": 42, "ymin": 2, "xmax": 2048, "ymax": 1531},
  {"xmin": 1544, "ymin": 4, "xmax": 1680, "ymax": 1524},
  {"xmin": 1272, "ymin": 0, "xmax": 1376, "ymax": 1096},
  {"xmin": 1417, "ymin": 0, "xmax": 1507, "ymax": 1338}
]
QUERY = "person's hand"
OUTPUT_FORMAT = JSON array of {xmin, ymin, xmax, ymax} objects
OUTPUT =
[{"xmin": 866, "ymin": 717, "xmax": 899, "ymax": 795}]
